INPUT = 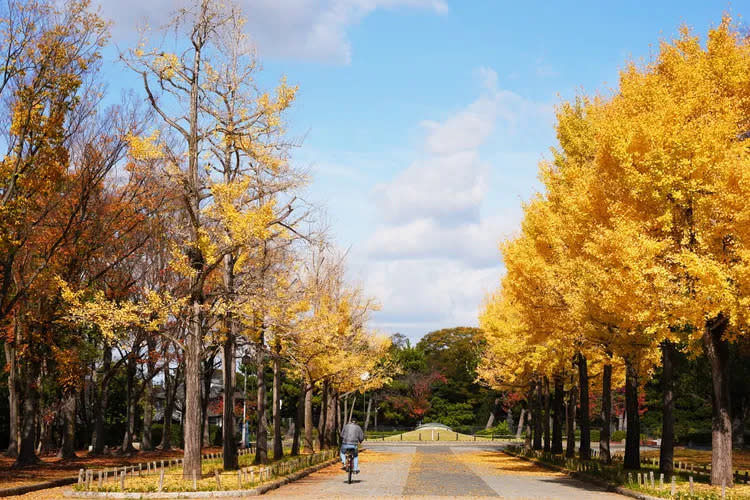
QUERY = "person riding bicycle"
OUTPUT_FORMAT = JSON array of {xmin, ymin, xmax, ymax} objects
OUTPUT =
[{"xmin": 340, "ymin": 417, "xmax": 364, "ymax": 474}]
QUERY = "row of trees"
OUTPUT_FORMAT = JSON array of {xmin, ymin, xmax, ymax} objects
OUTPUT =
[
  {"xmin": 478, "ymin": 18, "xmax": 750, "ymax": 487},
  {"xmin": 0, "ymin": 0, "xmax": 390, "ymax": 478}
]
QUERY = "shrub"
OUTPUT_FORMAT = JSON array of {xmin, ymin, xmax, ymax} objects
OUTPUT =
[
  {"xmin": 209, "ymin": 424, "xmax": 223, "ymax": 446},
  {"xmin": 476, "ymin": 421, "xmax": 511, "ymax": 436},
  {"xmin": 611, "ymin": 430, "xmax": 626, "ymax": 442}
]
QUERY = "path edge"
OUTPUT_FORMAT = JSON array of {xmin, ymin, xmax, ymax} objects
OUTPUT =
[
  {"xmin": 62, "ymin": 457, "xmax": 340, "ymax": 498},
  {"xmin": 503, "ymin": 448, "xmax": 663, "ymax": 500}
]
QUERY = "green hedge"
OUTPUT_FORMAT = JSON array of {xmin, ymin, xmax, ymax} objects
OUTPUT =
[{"xmin": 365, "ymin": 430, "xmax": 403, "ymax": 438}]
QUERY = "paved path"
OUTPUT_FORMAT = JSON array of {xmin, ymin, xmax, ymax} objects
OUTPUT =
[
  {"xmin": 265, "ymin": 445, "xmax": 626, "ymax": 499},
  {"xmin": 19, "ymin": 446, "xmax": 627, "ymax": 499}
]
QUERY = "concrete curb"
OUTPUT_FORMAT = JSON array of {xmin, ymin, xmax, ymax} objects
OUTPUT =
[
  {"xmin": 0, "ymin": 478, "xmax": 78, "ymax": 497},
  {"xmin": 503, "ymin": 449, "xmax": 663, "ymax": 500},
  {"xmin": 63, "ymin": 457, "xmax": 340, "ymax": 498}
]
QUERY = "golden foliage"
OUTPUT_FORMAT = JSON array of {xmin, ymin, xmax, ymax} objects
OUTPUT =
[{"xmin": 479, "ymin": 17, "xmax": 750, "ymax": 392}]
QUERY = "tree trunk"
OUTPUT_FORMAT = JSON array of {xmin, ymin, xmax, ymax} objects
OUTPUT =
[
  {"xmin": 202, "ymin": 406, "xmax": 210, "ymax": 447},
  {"xmin": 182, "ymin": 307, "xmax": 203, "ymax": 479},
  {"xmin": 91, "ymin": 388, "xmax": 104, "ymax": 454},
  {"xmin": 255, "ymin": 340, "xmax": 268, "ymax": 464},
  {"xmin": 121, "ymin": 351, "xmax": 137, "ymax": 453},
  {"xmin": 515, "ymin": 408, "xmax": 525, "ymax": 440},
  {"xmin": 223, "ymin": 334, "xmax": 238, "ymax": 469},
  {"xmin": 486, "ymin": 398, "xmax": 500, "ymax": 430},
  {"xmin": 141, "ymin": 338, "xmax": 156, "ymax": 452},
  {"xmin": 222, "ymin": 250, "xmax": 238, "ymax": 469},
  {"xmin": 141, "ymin": 381, "xmax": 153, "ymax": 451},
  {"xmin": 160, "ymin": 365, "xmax": 177, "ymax": 451},
  {"xmin": 80, "ymin": 378, "xmax": 93, "ymax": 449},
  {"xmin": 291, "ymin": 381, "xmax": 304, "ymax": 456},
  {"xmin": 364, "ymin": 396, "xmax": 373, "ymax": 433},
  {"xmin": 524, "ymin": 406, "xmax": 532, "ymax": 448},
  {"xmin": 92, "ymin": 344, "xmax": 111, "ymax": 455},
  {"xmin": 335, "ymin": 394, "xmax": 341, "ymax": 439},
  {"xmin": 200, "ymin": 354, "xmax": 214, "ymax": 448},
  {"xmin": 348, "ymin": 393, "xmax": 356, "ymax": 423},
  {"xmin": 303, "ymin": 382, "xmax": 313, "ymax": 453},
  {"xmin": 552, "ymin": 377, "xmax": 563, "ymax": 454},
  {"xmin": 578, "ymin": 353, "xmax": 591, "ymax": 460},
  {"xmin": 543, "ymin": 377, "xmax": 551, "ymax": 452},
  {"xmin": 272, "ymin": 347, "xmax": 283, "ymax": 461},
  {"xmin": 324, "ymin": 388, "xmax": 337, "ymax": 447},
  {"xmin": 506, "ymin": 408, "xmax": 514, "ymax": 434},
  {"xmin": 339, "ymin": 395, "xmax": 343, "ymax": 431},
  {"xmin": 600, "ymin": 363, "xmax": 612, "ymax": 464},
  {"xmin": 15, "ymin": 363, "xmax": 40, "ymax": 466},
  {"xmin": 566, "ymin": 387, "xmax": 576, "ymax": 458},
  {"xmin": 703, "ymin": 316, "xmax": 733, "ymax": 487},
  {"xmin": 38, "ymin": 414, "xmax": 55, "ymax": 455},
  {"xmin": 318, "ymin": 381, "xmax": 328, "ymax": 450},
  {"xmin": 532, "ymin": 381, "xmax": 542, "ymax": 450},
  {"xmin": 57, "ymin": 391, "xmax": 76, "ymax": 459},
  {"xmin": 122, "ymin": 393, "xmax": 136, "ymax": 453},
  {"xmin": 485, "ymin": 411, "xmax": 495, "ymax": 430},
  {"xmin": 4, "ymin": 339, "xmax": 18, "ymax": 458},
  {"xmin": 733, "ymin": 402, "xmax": 747, "ymax": 448},
  {"xmin": 659, "ymin": 342, "xmax": 675, "ymax": 475},
  {"xmin": 343, "ymin": 396, "xmax": 348, "ymax": 428},
  {"xmin": 624, "ymin": 359, "xmax": 640, "ymax": 470}
]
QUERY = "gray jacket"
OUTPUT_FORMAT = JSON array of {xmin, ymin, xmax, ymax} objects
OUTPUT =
[{"xmin": 340, "ymin": 422, "xmax": 364, "ymax": 445}]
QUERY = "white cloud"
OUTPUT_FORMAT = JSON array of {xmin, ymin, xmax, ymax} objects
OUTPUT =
[
  {"xmin": 375, "ymin": 151, "xmax": 487, "ymax": 224},
  {"xmin": 373, "ymin": 70, "xmax": 501, "ymax": 225},
  {"xmin": 363, "ymin": 258, "xmax": 502, "ymax": 333},
  {"xmin": 365, "ymin": 214, "xmax": 517, "ymax": 267},
  {"xmin": 359, "ymin": 67, "xmax": 552, "ymax": 340},
  {"xmin": 95, "ymin": 0, "xmax": 447, "ymax": 63},
  {"xmin": 372, "ymin": 68, "xmax": 550, "ymax": 227}
]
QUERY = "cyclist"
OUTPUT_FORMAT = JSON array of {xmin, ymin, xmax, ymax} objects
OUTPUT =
[{"xmin": 340, "ymin": 417, "xmax": 364, "ymax": 474}]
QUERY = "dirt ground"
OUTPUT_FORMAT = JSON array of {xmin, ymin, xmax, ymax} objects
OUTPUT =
[
  {"xmin": 641, "ymin": 447, "xmax": 750, "ymax": 471},
  {"xmin": 0, "ymin": 447, "xmax": 223, "ymax": 490}
]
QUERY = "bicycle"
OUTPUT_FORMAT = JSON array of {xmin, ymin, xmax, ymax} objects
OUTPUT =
[{"xmin": 344, "ymin": 447, "xmax": 355, "ymax": 484}]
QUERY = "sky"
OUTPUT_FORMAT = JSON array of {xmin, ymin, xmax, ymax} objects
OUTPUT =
[{"xmin": 95, "ymin": 0, "xmax": 747, "ymax": 341}]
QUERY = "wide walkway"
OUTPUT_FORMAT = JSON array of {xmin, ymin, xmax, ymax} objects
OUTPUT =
[{"xmin": 265, "ymin": 444, "xmax": 626, "ymax": 499}]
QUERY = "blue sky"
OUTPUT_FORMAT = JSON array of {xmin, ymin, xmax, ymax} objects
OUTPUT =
[{"xmin": 96, "ymin": 0, "xmax": 747, "ymax": 341}]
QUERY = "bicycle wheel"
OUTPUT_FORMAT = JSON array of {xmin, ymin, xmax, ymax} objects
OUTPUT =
[{"xmin": 347, "ymin": 454, "xmax": 353, "ymax": 484}]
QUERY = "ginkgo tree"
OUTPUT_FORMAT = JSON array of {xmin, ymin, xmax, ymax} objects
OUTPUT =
[
  {"xmin": 539, "ymin": 97, "xmax": 670, "ymax": 468},
  {"xmin": 481, "ymin": 18, "xmax": 750, "ymax": 487},
  {"xmin": 587, "ymin": 19, "xmax": 750, "ymax": 485},
  {"xmin": 121, "ymin": 0, "xmax": 304, "ymax": 476}
]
